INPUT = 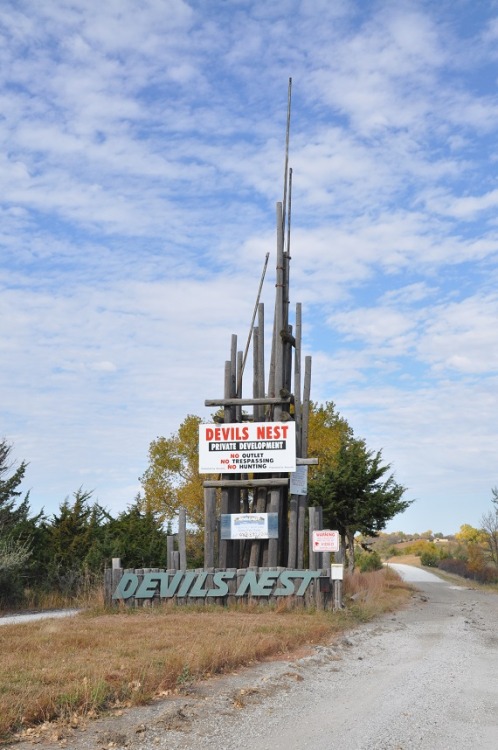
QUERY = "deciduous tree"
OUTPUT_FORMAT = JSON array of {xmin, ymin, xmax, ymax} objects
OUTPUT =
[
  {"xmin": 481, "ymin": 500, "xmax": 498, "ymax": 568},
  {"xmin": 140, "ymin": 414, "xmax": 212, "ymax": 527},
  {"xmin": 307, "ymin": 401, "xmax": 352, "ymax": 478}
]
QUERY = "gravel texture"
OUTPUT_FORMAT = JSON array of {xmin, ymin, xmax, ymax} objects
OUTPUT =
[
  {"xmin": 0, "ymin": 610, "xmax": 80, "ymax": 627},
  {"xmin": 11, "ymin": 565, "xmax": 498, "ymax": 750}
]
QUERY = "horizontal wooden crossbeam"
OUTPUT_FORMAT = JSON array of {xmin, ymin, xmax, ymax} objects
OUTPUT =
[
  {"xmin": 203, "ymin": 478, "xmax": 289, "ymax": 488},
  {"xmin": 205, "ymin": 397, "xmax": 292, "ymax": 406}
]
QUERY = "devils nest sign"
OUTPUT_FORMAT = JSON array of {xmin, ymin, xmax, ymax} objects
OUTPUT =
[{"xmin": 198, "ymin": 422, "xmax": 296, "ymax": 474}]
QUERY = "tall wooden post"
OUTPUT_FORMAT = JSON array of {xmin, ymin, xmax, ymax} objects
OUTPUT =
[
  {"xmin": 204, "ymin": 488, "xmax": 217, "ymax": 569},
  {"xmin": 288, "ymin": 493, "xmax": 298, "ymax": 568},
  {"xmin": 298, "ymin": 356, "xmax": 312, "ymax": 567},
  {"xmin": 218, "ymin": 360, "xmax": 232, "ymax": 568},
  {"xmin": 267, "ymin": 489, "xmax": 280, "ymax": 567},
  {"xmin": 178, "ymin": 507, "xmax": 187, "ymax": 571}
]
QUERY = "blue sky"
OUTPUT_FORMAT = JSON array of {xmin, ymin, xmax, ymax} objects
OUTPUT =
[{"xmin": 2, "ymin": 0, "xmax": 498, "ymax": 535}]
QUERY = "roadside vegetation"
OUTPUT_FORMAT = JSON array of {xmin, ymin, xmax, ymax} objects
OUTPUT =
[
  {"xmin": 2, "ymin": 413, "xmax": 497, "ymax": 742},
  {"xmin": 1, "ymin": 404, "xmax": 412, "ymax": 610},
  {"xmin": 0, "ymin": 566, "xmax": 411, "ymax": 743},
  {"xmin": 366, "ymin": 491, "xmax": 498, "ymax": 586}
]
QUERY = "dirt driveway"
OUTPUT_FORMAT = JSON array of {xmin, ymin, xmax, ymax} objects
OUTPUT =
[{"xmin": 13, "ymin": 566, "xmax": 498, "ymax": 750}]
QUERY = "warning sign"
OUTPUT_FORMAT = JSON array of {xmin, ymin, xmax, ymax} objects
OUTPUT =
[
  {"xmin": 312, "ymin": 529, "xmax": 340, "ymax": 552},
  {"xmin": 198, "ymin": 422, "xmax": 296, "ymax": 474}
]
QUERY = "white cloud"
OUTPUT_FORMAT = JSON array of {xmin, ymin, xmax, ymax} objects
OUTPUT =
[{"xmin": 2, "ymin": 0, "xmax": 498, "ymax": 536}]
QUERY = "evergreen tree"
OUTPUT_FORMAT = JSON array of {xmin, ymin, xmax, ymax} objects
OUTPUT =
[
  {"xmin": 309, "ymin": 436, "xmax": 411, "ymax": 569},
  {"xmin": 0, "ymin": 439, "xmax": 39, "ymax": 604},
  {"xmin": 0, "ymin": 439, "xmax": 30, "ymax": 533},
  {"xmin": 42, "ymin": 488, "xmax": 112, "ymax": 595},
  {"xmin": 107, "ymin": 497, "xmax": 168, "ymax": 568}
]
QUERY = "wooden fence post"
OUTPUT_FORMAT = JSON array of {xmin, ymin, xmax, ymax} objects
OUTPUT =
[
  {"xmin": 178, "ymin": 507, "xmax": 187, "ymax": 571},
  {"xmin": 204, "ymin": 488, "xmax": 217, "ymax": 569},
  {"xmin": 167, "ymin": 535, "xmax": 175, "ymax": 569}
]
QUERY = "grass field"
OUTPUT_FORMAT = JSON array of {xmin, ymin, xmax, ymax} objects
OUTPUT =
[{"xmin": 0, "ymin": 567, "xmax": 412, "ymax": 743}]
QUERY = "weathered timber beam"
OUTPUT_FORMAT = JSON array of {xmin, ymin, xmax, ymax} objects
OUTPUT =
[
  {"xmin": 203, "ymin": 478, "xmax": 289, "ymax": 488},
  {"xmin": 280, "ymin": 329, "xmax": 296, "ymax": 347},
  {"xmin": 205, "ymin": 397, "xmax": 291, "ymax": 407},
  {"xmin": 296, "ymin": 457, "xmax": 318, "ymax": 465}
]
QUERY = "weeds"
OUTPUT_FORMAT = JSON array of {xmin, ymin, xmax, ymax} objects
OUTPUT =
[{"xmin": 176, "ymin": 665, "xmax": 194, "ymax": 688}]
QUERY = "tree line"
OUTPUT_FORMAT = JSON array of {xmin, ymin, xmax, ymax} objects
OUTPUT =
[
  {"xmin": 1, "ymin": 401, "xmax": 412, "ymax": 607},
  {"xmin": 0, "ymin": 440, "xmax": 173, "ymax": 606}
]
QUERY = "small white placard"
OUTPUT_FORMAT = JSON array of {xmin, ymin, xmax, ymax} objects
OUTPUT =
[
  {"xmin": 290, "ymin": 464, "xmax": 308, "ymax": 495},
  {"xmin": 331, "ymin": 564, "xmax": 344, "ymax": 580}
]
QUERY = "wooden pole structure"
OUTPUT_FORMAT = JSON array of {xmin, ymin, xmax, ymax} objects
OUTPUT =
[
  {"xmin": 294, "ymin": 303, "xmax": 302, "ymax": 455},
  {"xmin": 249, "ymin": 303, "xmax": 268, "ymax": 567},
  {"xmin": 287, "ymin": 308, "xmax": 301, "ymax": 568},
  {"xmin": 308, "ymin": 506, "xmax": 317, "ymax": 571},
  {"xmin": 288, "ymin": 493, "xmax": 298, "ymax": 568},
  {"xmin": 236, "ymin": 350, "xmax": 243, "ymax": 423},
  {"xmin": 274, "ymin": 202, "xmax": 285, "ymax": 422},
  {"xmin": 255, "ymin": 302, "xmax": 265, "ymax": 422},
  {"xmin": 203, "ymin": 488, "xmax": 217, "ymax": 569},
  {"xmin": 204, "ymin": 478, "xmax": 288, "ymax": 488},
  {"xmin": 205, "ymin": 397, "xmax": 291, "ymax": 407},
  {"xmin": 237, "ymin": 253, "xmax": 269, "ymax": 399},
  {"xmin": 302, "ymin": 355, "xmax": 312, "ymax": 457},
  {"xmin": 281, "ymin": 78, "xmax": 292, "ymax": 245},
  {"xmin": 178, "ymin": 507, "xmax": 187, "ymax": 571},
  {"xmin": 253, "ymin": 325, "xmax": 260, "ymax": 423},
  {"xmin": 282, "ymin": 169, "xmax": 292, "ymax": 397},
  {"xmin": 201, "ymin": 81, "xmax": 319, "ymax": 577},
  {"xmin": 218, "ymin": 360, "xmax": 232, "ymax": 568},
  {"xmin": 167, "ymin": 535, "xmax": 175, "ymax": 570},
  {"xmin": 297, "ymin": 355, "xmax": 312, "ymax": 568},
  {"xmin": 229, "ymin": 338, "xmax": 240, "ymax": 566},
  {"xmin": 267, "ymin": 489, "xmax": 280, "ymax": 567}
]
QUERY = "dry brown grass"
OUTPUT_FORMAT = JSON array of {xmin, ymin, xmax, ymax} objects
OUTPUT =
[
  {"xmin": 344, "ymin": 565, "xmax": 413, "ymax": 621},
  {"xmin": 0, "ymin": 568, "xmax": 412, "ymax": 742}
]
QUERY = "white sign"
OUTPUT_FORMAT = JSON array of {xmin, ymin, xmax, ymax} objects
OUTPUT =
[
  {"xmin": 290, "ymin": 464, "xmax": 308, "ymax": 495},
  {"xmin": 312, "ymin": 529, "xmax": 340, "ymax": 552},
  {"xmin": 220, "ymin": 513, "xmax": 278, "ymax": 540},
  {"xmin": 198, "ymin": 422, "xmax": 296, "ymax": 474},
  {"xmin": 331, "ymin": 564, "xmax": 344, "ymax": 580}
]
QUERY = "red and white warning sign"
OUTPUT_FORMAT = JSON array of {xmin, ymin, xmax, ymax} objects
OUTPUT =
[{"xmin": 312, "ymin": 529, "xmax": 340, "ymax": 552}]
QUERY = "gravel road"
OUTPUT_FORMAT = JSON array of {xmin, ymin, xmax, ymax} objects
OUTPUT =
[
  {"xmin": 13, "ymin": 565, "xmax": 498, "ymax": 750},
  {"xmin": 0, "ymin": 610, "xmax": 80, "ymax": 626}
]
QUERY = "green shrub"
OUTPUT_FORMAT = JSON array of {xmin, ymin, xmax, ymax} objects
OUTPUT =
[
  {"xmin": 406, "ymin": 539, "xmax": 438, "ymax": 557},
  {"xmin": 356, "ymin": 549, "xmax": 383, "ymax": 572},
  {"xmin": 420, "ymin": 550, "xmax": 439, "ymax": 567}
]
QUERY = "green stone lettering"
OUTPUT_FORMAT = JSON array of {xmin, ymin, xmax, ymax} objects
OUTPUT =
[
  {"xmin": 234, "ymin": 570, "xmax": 278, "ymax": 596},
  {"xmin": 255, "ymin": 570, "xmax": 279, "ymax": 595},
  {"xmin": 235, "ymin": 570, "xmax": 258, "ymax": 596},
  {"xmin": 295, "ymin": 570, "xmax": 320, "ymax": 595},
  {"xmin": 178, "ymin": 571, "xmax": 197, "ymax": 597},
  {"xmin": 188, "ymin": 571, "xmax": 209, "ymax": 597},
  {"xmin": 112, "ymin": 572, "xmax": 139, "ymax": 599},
  {"xmin": 206, "ymin": 571, "xmax": 235, "ymax": 597},
  {"xmin": 160, "ymin": 570, "xmax": 183, "ymax": 598},
  {"xmin": 274, "ymin": 570, "xmax": 296, "ymax": 596},
  {"xmin": 113, "ymin": 568, "xmax": 323, "ymax": 601},
  {"xmin": 136, "ymin": 573, "xmax": 164, "ymax": 599}
]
